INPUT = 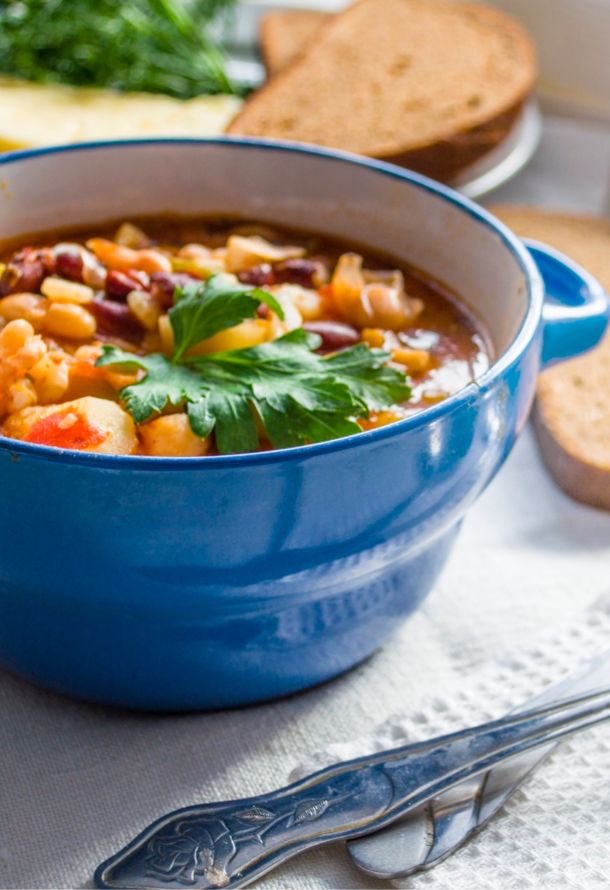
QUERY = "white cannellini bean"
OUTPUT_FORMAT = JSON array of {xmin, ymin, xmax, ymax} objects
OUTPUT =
[
  {"xmin": 0, "ymin": 293, "xmax": 48, "ymax": 329},
  {"xmin": 44, "ymin": 303, "xmax": 97, "ymax": 340},
  {"xmin": 41, "ymin": 276, "xmax": 95, "ymax": 305}
]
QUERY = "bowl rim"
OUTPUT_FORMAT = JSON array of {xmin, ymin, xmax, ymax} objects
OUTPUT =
[{"xmin": 0, "ymin": 136, "xmax": 543, "ymax": 469}]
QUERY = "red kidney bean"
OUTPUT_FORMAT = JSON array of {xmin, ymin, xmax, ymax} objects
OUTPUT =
[
  {"xmin": 54, "ymin": 244, "xmax": 109, "ymax": 288},
  {"xmin": 303, "ymin": 321, "xmax": 360, "ymax": 351},
  {"xmin": 0, "ymin": 248, "xmax": 46, "ymax": 296},
  {"xmin": 89, "ymin": 298, "xmax": 143, "ymax": 342},
  {"xmin": 39, "ymin": 247, "xmax": 57, "ymax": 276},
  {"xmin": 105, "ymin": 269, "xmax": 150, "ymax": 301},
  {"xmin": 237, "ymin": 264, "xmax": 275, "ymax": 287},
  {"xmin": 150, "ymin": 271, "xmax": 195, "ymax": 308},
  {"xmin": 55, "ymin": 250, "xmax": 84, "ymax": 283},
  {"xmin": 275, "ymin": 258, "xmax": 328, "ymax": 288}
]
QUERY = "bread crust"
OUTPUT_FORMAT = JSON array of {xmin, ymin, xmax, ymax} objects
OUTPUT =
[
  {"xmin": 533, "ymin": 395, "xmax": 610, "ymax": 510},
  {"xmin": 491, "ymin": 207, "xmax": 610, "ymax": 511},
  {"xmin": 259, "ymin": 11, "xmax": 327, "ymax": 77},
  {"xmin": 375, "ymin": 102, "xmax": 524, "ymax": 182},
  {"xmin": 230, "ymin": 0, "xmax": 537, "ymax": 182}
]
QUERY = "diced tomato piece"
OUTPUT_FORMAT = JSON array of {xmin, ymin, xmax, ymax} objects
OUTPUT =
[
  {"xmin": 25, "ymin": 409, "xmax": 106, "ymax": 450},
  {"xmin": 71, "ymin": 361, "xmax": 106, "ymax": 380}
]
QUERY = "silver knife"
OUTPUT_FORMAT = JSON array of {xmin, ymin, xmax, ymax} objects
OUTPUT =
[{"xmin": 347, "ymin": 651, "xmax": 610, "ymax": 879}]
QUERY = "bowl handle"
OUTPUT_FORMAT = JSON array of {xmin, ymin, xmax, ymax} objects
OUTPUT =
[{"xmin": 524, "ymin": 239, "xmax": 610, "ymax": 368}]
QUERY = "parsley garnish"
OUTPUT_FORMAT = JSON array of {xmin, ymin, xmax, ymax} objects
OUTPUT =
[
  {"xmin": 96, "ymin": 275, "xmax": 411, "ymax": 453},
  {"xmin": 170, "ymin": 275, "xmax": 284, "ymax": 361}
]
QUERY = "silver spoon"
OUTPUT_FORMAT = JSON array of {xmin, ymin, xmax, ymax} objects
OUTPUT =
[
  {"xmin": 95, "ymin": 684, "xmax": 610, "ymax": 890},
  {"xmin": 347, "ymin": 650, "xmax": 610, "ymax": 879}
]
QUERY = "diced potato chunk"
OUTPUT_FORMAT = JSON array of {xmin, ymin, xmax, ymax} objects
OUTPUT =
[
  {"xmin": 4, "ymin": 397, "xmax": 137, "ymax": 454},
  {"xmin": 187, "ymin": 318, "xmax": 272, "ymax": 355},
  {"xmin": 139, "ymin": 413, "xmax": 209, "ymax": 457},
  {"xmin": 127, "ymin": 290, "xmax": 161, "ymax": 331}
]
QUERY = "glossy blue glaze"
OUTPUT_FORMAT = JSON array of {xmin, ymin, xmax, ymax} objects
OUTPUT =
[
  {"xmin": 525, "ymin": 241, "xmax": 610, "ymax": 368},
  {"xmin": 0, "ymin": 140, "xmax": 607, "ymax": 710}
]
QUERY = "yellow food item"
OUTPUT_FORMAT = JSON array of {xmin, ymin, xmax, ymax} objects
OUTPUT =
[
  {"xmin": 225, "ymin": 236, "xmax": 305, "ymax": 273},
  {"xmin": 361, "ymin": 328, "xmax": 386, "ymax": 348},
  {"xmin": 0, "ymin": 319, "xmax": 46, "ymax": 414},
  {"xmin": 29, "ymin": 352, "xmax": 70, "ymax": 403},
  {"xmin": 43, "ymin": 303, "xmax": 96, "ymax": 340},
  {"xmin": 0, "ymin": 77, "xmax": 243, "ymax": 150},
  {"xmin": 139, "ymin": 414, "xmax": 210, "ymax": 457},
  {"xmin": 0, "ymin": 218, "xmax": 491, "ymax": 457},
  {"xmin": 391, "ymin": 347, "xmax": 433, "ymax": 373},
  {"xmin": 332, "ymin": 253, "xmax": 423, "ymax": 330},
  {"xmin": 0, "ymin": 293, "xmax": 48, "ymax": 329},
  {"xmin": 359, "ymin": 409, "xmax": 408, "ymax": 430},
  {"xmin": 127, "ymin": 290, "xmax": 162, "ymax": 331},
  {"xmin": 41, "ymin": 277, "xmax": 94, "ymax": 305},
  {"xmin": 87, "ymin": 240, "xmax": 171, "ymax": 274},
  {"xmin": 6, "ymin": 378, "xmax": 37, "ymax": 413},
  {"xmin": 271, "ymin": 284, "xmax": 320, "ymax": 322},
  {"xmin": 4, "ymin": 397, "xmax": 137, "ymax": 454},
  {"xmin": 188, "ymin": 318, "xmax": 273, "ymax": 355},
  {"xmin": 158, "ymin": 315, "xmax": 175, "ymax": 355}
]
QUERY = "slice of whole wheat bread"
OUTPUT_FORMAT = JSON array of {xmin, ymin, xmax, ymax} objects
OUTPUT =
[
  {"xmin": 260, "ymin": 10, "xmax": 328, "ymax": 76},
  {"xmin": 229, "ymin": 0, "xmax": 537, "ymax": 182},
  {"xmin": 491, "ymin": 205, "xmax": 610, "ymax": 511}
]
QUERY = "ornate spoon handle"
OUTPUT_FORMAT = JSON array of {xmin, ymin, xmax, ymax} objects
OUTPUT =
[{"xmin": 95, "ymin": 687, "xmax": 610, "ymax": 890}]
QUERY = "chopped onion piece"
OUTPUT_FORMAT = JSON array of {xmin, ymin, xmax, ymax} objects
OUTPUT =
[{"xmin": 226, "ymin": 236, "xmax": 305, "ymax": 273}]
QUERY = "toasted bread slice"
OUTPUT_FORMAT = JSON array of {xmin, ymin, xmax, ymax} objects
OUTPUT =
[
  {"xmin": 260, "ymin": 10, "xmax": 328, "ymax": 76},
  {"xmin": 0, "ymin": 77, "xmax": 242, "ymax": 150},
  {"xmin": 491, "ymin": 206, "xmax": 610, "ymax": 510},
  {"xmin": 228, "ymin": 0, "xmax": 537, "ymax": 182}
]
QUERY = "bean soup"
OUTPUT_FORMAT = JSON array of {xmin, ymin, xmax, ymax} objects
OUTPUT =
[{"xmin": 0, "ymin": 219, "xmax": 492, "ymax": 456}]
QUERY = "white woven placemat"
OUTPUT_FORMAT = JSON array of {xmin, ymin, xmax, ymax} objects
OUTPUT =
[{"xmin": 291, "ymin": 599, "xmax": 610, "ymax": 890}]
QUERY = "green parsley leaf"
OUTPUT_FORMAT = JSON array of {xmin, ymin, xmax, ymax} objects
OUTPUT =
[
  {"xmin": 170, "ymin": 274, "xmax": 284, "ymax": 361},
  {"xmin": 97, "ymin": 319, "xmax": 412, "ymax": 454},
  {"xmin": 325, "ymin": 344, "xmax": 414, "ymax": 411},
  {"xmin": 194, "ymin": 389, "xmax": 259, "ymax": 454},
  {"xmin": 190, "ymin": 330, "xmax": 412, "ymax": 450},
  {"xmin": 96, "ymin": 347, "xmax": 204, "ymax": 424}
]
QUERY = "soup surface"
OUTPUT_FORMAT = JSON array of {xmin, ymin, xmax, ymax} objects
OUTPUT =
[{"xmin": 0, "ymin": 219, "xmax": 492, "ymax": 456}]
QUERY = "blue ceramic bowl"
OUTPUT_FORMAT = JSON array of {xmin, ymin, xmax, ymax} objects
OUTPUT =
[{"xmin": 0, "ymin": 139, "xmax": 607, "ymax": 710}]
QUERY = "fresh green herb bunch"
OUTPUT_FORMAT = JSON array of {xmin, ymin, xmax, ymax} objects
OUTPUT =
[
  {"xmin": 97, "ymin": 275, "xmax": 412, "ymax": 454},
  {"xmin": 0, "ymin": 0, "xmax": 237, "ymax": 97}
]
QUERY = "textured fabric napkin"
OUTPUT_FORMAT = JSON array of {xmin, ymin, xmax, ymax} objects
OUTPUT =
[{"xmin": 290, "ymin": 597, "xmax": 610, "ymax": 890}]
